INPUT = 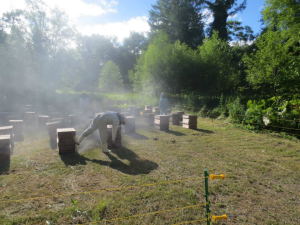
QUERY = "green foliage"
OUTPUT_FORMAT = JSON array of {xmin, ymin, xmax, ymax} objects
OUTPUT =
[
  {"xmin": 98, "ymin": 61, "xmax": 123, "ymax": 92},
  {"xmin": 245, "ymin": 96, "xmax": 300, "ymax": 130},
  {"xmin": 132, "ymin": 32, "xmax": 201, "ymax": 95},
  {"xmin": 244, "ymin": 0, "xmax": 300, "ymax": 95},
  {"xmin": 89, "ymin": 201, "xmax": 108, "ymax": 221},
  {"xmin": 198, "ymin": 33, "xmax": 240, "ymax": 95},
  {"xmin": 227, "ymin": 97, "xmax": 245, "ymax": 123}
]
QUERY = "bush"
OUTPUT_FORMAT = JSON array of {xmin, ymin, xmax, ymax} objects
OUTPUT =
[{"xmin": 227, "ymin": 97, "xmax": 245, "ymax": 123}]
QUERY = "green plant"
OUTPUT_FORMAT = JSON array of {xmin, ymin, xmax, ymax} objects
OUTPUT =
[{"xmin": 227, "ymin": 97, "xmax": 245, "ymax": 123}]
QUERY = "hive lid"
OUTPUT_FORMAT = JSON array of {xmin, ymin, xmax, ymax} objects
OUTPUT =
[
  {"xmin": 0, "ymin": 135, "xmax": 11, "ymax": 140},
  {"xmin": 57, "ymin": 128, "xmax": 76, "ymax": 133},
  {"xmin": 0, "ymin": 126, "xmax": 13, "ymax": 130}
]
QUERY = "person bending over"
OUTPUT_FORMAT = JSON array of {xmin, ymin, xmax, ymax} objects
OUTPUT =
[{"xmin": 77, "ymin": 112, "xmax": 125, "ymax": 153}]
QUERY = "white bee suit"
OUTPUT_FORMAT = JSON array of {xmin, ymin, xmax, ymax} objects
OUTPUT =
[{"xmin": 78, "ymin": 112, "xmax": 121, "ymax": 152}]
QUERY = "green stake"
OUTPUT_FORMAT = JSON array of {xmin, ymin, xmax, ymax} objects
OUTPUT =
[{"xmin": 204, "ymin": 169, "xmax": 211, "ymax": 225}]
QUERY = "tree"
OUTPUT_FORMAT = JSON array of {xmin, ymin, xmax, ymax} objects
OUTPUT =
[
  {"xmin": 198, "ymin": 32, "xmax": 240, "ymax": 95},
  {"xmin": 244, "ymin": 0, "xmax": 300, "ymax": 96},
  {"xmin": 98, "ymin": 61, "xmax": 123, "ymax": 92},
  {"xmin": 149, "ymin": 0, "xmax": 205, "ymax": 48},
  {"xmin": 205, "ymin": 0, "xmax": 247, "ymax": 40},
  {"xmin": 227, "ymin": 20, "xmax": 255, "ymax": 43}
]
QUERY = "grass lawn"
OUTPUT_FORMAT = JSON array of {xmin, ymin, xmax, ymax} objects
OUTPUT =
[{"xmin": 0, "ymin": 118, "xmax": 299, "ymax": 225}]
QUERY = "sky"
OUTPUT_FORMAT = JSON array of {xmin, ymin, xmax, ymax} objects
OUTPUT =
[{"xmin": 1, "ymin": 0, "xmax": 265, "ymax": 43}]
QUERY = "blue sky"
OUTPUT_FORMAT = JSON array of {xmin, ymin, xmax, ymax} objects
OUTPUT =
[{"xmin": 2, "ymin": 0, "xmax": 265, "ymax": 42}]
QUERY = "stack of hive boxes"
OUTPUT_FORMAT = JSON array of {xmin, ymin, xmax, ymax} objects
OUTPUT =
[
  {"xmin": 182, "ymin": 115, "xmax": 197, "ymax": 129},
  {"xmin": 107, "ymin": 125, "xmax": 122, "ymax": 148},
  {"xmin": 0, "ymin": 135, "xmax": 11, "ymax": 172},
  {"xmin": 57, "ymin": 128, "xmax": 76, "ymax": 154},
  {"xmin": 46, "ymin": 121, "xmax": 61, "ymax": 149},
  {"xmin": 125, "ymin": 116, "xmax": 135, "ymax": 134},
  {"xmin": 9, "ymin": 120, "xmax": 24, "ymax": 141},
  {"xmin": 155, "ymin": 115, "xmax": 170, "ymax": 131}
]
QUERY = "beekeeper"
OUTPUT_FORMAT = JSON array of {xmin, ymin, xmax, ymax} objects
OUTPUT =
[
  {"xmin": 159, "ymin": 92, "xmax": 169, "ymax": 115},
  {"xmin": 76, "ymin": 112, "xmax": 125, "ymax": 153}
]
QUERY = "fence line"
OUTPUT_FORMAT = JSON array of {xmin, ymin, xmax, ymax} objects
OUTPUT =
[
  {"xmin": 172, "ymin": 218, "xmax": 207, "ymax": 225},
  {"xmin": 0, "ymin": 177, "xmax": 200, "ymax": 204},
  {"xmin": 83, "ymin": 204, "xmax": 205, "ymax": 225}
]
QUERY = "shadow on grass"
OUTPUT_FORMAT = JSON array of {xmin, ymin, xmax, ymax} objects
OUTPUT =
[
  {"xmin": 0, "ymin": 155, "xmax": 10, "ymax": 175},
  {"xmin": 126, "ymin": 132, "xmax": 149, "ymax": 140},
  {"xmin": 59, "ymin": 146, "xmax": 158, "ymax": 175},
  {"xmin": 194, "ymin": 128, "xmax": 214, "ymax": 134},
  {"xmin": 166, "ymin": 130, "xmax": 186, "ymax": 136}
]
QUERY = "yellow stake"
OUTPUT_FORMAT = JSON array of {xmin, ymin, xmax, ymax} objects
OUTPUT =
[
  {"xmin": 211, "ymin": 214, "xmax": 228, "ymax": 222},
  {"xmin": 209, "ymin": 174, "xmax": 225, "ymax": 180}
]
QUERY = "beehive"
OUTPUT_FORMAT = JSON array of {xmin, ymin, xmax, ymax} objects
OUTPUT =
[
  {"xmin": 107, "ymin": 125, "xmax": 122, "ymax": 148},
  {"xmin": 144, "ymin": 105, "xmax": 152, "ymax": 111},
  {"xmin": 9, "ymin": 120, "xmax": 24, "ymax": 141},
  {"xmin": 57, "ymin": 128, "xmax": 76, "ymax": 154},
  {"xmin": 0, "ymin": 135, "xmax": 11, "ymax": 154},
  {"xmin": 0, "ymin": 126, "xmax": 14, "ymax": 152},
  {"xmin": 24, "ymin": 112, "xmax": 37, "ymax": 129},
  {"xmin": 0, "ymin": 135, "xmax": 11, "ymax": 172},
  {"xmin": 143, "ymin": 112, "xmax": 155, "ymax": 126},
  {"xmin": 46, "ymin": 121, "xmax": 61, "ymax": 149},
  {"xmin": 38, "ymin": 115, "xmax": 50, "ymax": 129},
  {"xmin": 182, "ymin": 115, "xmax": 197, "ymax": 129},
  {"xmin": 124, "ymin": 116, "xmax": 135, "ymax": 134},
  {"xmin": 155, "ymin": 115, "xmax": 170, "ymax": 131},
  {"xmin": 171, "ymin": 113, "xmax": 180, "ymax": 126},
  {"xmin": 176, "ymin": 111, "xmax": 184, "ymax": 121},
  {"xmin": 152, "ymin": 107, "xmax": 160, "ymax": 115}
]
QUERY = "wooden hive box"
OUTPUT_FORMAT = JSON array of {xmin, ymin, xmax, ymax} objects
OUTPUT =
[
  {"xmin": 24, "ymin": 112, "xmax": 37, "ymax": 130},
  {"xmin": 124, "ymin": 116, "xmax": 135, "ymax": 134},
  {"xmin": 0, "ymin": 126, "xmax": 14, "ymax": 136},
  {"xmin": 0, "ymin": 135, "xmax": 11, "ymax": 154},
  {"xmin": 38, "ymin": 115, "xmax": 50, "ymax": 129},
  {"xmin": 155, "ymin": 115, "xmax": 170, "ymax": 131},
  {"xmin": 182, "ymin": 115, "xmax": 197, "ymax": 129},
  {"xmin": 0, "ymin": 126, "xmax": 14, "ymax": 152},
  {"xmin": 9, "ymin": 120, "xmax": 24, "ymax": 141},
  {"xmin": 0, "ymin": 135, "xmax": 11, "ymax": 173},
  {"xmin": 152, "ymin": 107, "xmax": 160, "ymax": 115},
  {"xmin": 143, "ymin": 112, "xmax": 155, "ymax": 126},
  {"xmin": 144, "ymin": 105, "xmax": 152, "ymax": 111},
  {"xmin": 46, "ymin": 121, "xmax": 62, "ymax": 149},
  {"xmin": 107, "ymin": 125, "xmax": 122, "ymax": 148},
  {"xmin": 176, "ymin": 111, "xmax": 185, "ymax": 121},
  {"xmin": 171, "ymin": 113, "xmax": 180, "ymax": 126},
  {"xmin": 57, "ymin": 128, "xmax": 76, "ymax": 154}
]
